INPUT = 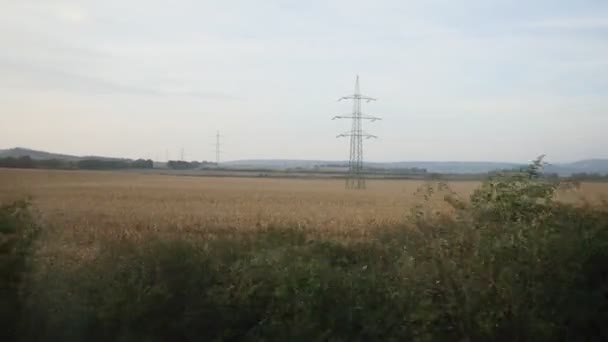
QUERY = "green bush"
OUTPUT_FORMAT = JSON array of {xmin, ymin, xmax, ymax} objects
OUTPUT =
[
  {"xmin": 400, "ymin": 157, "xmax": 608, "ymax": 341},
  {"xmin": 22, "ymin": 230, "xmax": 415, "ymax": 341},
  {"xmin": 0, "ymin": 200, "xmax": 40, "ymax": 342}
]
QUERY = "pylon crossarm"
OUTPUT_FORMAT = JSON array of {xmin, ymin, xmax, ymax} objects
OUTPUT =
[
  {"xmin": 360, "ymin": 114, "xmax": 381, "ymax": 121},
  {"xmin": 360, "ymin": 95, "xmax": 377, "ymax": 102},
  {"xmin": 333, "ymin": 115, "xmax": 381, "ymax": 121},
  {"xmin": 361, "ymin": 131, "xmax": 378, "ymax": 139},
  {"xmin": 337, "ymin": 132, "xmax": 378, "ymax": 138},
  {"xmin": 338, "ymin": 95, "xmax": 376, "ymax": 101}
]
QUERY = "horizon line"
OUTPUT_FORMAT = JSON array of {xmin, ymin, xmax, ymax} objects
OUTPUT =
[{"xmin": 1, "ymin": 147, "xmax": 605, "ymax": 165}]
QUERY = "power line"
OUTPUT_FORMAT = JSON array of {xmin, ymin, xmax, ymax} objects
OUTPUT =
[{"xmin": 332, "ymin": 75, "xmax": 381, "ymax": 189}]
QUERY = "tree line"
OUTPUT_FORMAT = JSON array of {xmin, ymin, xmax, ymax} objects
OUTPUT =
[
  {"xmin": 0, "ymin": 156, "xmax": 154, "ymax": 170},
  {"xmin": 166, "ymin": 160, "xmax": 216, "ymax": 170},
  {"xmin": 0, "ymin": 156, "xmax": 220, "ymax": 171}
]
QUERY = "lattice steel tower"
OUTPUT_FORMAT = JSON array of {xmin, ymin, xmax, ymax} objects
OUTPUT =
[
  {"xmin": 333, "ymin": 75, "xmax": 381, "ymax": 189},
  {"xmin": 215, "ymin": 130, "xmax": 221, "ymax": 165}
]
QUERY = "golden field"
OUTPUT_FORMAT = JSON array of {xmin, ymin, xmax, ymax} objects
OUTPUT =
[
  {"xmin": 1, "ymin": 168, "xmax": 607, "ymax": 260},
  {"xmin": 0, "ymin": 168, "xmax": 474, "ymax": 233},
  {"xmin": 1, "ymin": 168, "xmax": 607, "ymax": 232}
]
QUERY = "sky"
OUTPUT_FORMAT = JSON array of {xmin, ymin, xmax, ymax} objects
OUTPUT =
[{"xmin": 1, "ymin": 0, "xmax": 607, "ymax": 163}]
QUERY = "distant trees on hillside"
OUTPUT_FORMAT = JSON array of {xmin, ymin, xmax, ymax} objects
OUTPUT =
[
  {"xmin": 132, "ymin": 159, "xmax": 154, "ymax": 169},
  {"xmin": 166, "ymin": 160, "xmax": 215, "ymax": 170},
  {"xmin": 365, "ymin": 167, "xmax": 427, "ymax": 175},
  {"xmin": 0, "ymin": 156, "xmax": 36, "ymax": 168},
  {"xmin": 0, "ymin": 156, "xmax": 154, "ymax": 170},
  {"xmin": 313, "ymin": 164, "xmax": 428, "ymax": 175},
  {"xmin": 77, "ymin": 159, "xmax": 153, "ymax": 170},
  {"xmin": 569, "ymin": 173, "xmax": 608, "ymax": 181}
]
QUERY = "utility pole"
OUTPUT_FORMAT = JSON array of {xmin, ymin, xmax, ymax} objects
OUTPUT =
[
  {"xmin": 333, "ymin": 75, "xmax": 381, "ymax": 189},
  {"xmin": 215, "ymin": 130, "xmax": 221, "ymax": 165}
]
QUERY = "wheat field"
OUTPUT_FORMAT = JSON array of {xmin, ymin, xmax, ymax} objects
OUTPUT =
[{"xmin": 1, "ymin": 168, "xmax": 606, "ymax": 258}]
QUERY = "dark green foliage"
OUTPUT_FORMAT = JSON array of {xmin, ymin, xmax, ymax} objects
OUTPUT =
[
  {"xmin": 77, "ymin": 159, "xmax": 130, "ymax": 170},
  {"xmin": 0, "ymin": 200, "xmax": 40, "ymax": 342},
  {"xmin": 21, "ymin": 231, "xmax": 414, "ymax": 341},
  {"xmin": 4, "ymin": 157, "xmax": 608, "ymax": 341},
  {"xmin": 0, "ymin": 156, "xmax": 36, "ymax": 169},
  {"xmin": 0, "ymin": 156, "xmax": 76, "ymax": 169},
  {"xmin": 77, "ymin": 159, "xmax": 154, "ymax": 170},
  {"xmin": 34, "ymin": 158, "xmax": 74, "ymax": 169},
  {"xmin": 0, "ymin": 157, "xmax": 154, "ymax": 170},
  {"xmin": 131, "ymin": 158, "xmax": 154, "ymax": 169},
  {"xmin": 404, "ymin": 157, "xmax": 608, "ymax": 341},
  {"xmin": 166, "ymin": 160, "xmax": 214, "ymax": 169}
]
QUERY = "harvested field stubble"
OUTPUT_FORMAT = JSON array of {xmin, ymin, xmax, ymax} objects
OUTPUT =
[
  {"xmin": 0, "ymin": 168, "xmax": 476, "ymax": 233},
  {"xmin": 0, "ymin": 168, "xmax": 604, "ymax": 232},
  {"xmin": 0, "ymin": 167, "xmax": 605, "ymax": 256}
]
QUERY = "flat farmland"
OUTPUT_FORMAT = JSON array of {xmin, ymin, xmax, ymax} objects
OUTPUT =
[
  {"xmin": 0, "ymin": 168, "xmax": 473, "ymax": 234},
  {"xmin": 0, "ymin": 168, "xmax": 606, "ymax": 245}
]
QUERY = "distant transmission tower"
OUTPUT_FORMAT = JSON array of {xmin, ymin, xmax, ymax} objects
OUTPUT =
[
  {"xmin": 333, "ymin": 75, "xmax": 381, "ymax": 189},
  {"xmin": 215, "ymin": 130, "xmax": 222, "ymax": 165}
]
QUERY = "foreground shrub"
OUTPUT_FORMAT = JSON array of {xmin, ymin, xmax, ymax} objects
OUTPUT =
[
  {"xmin": 23, "ymin": 230, "xmax": 415, "ymax": 341},
  {"xmin": 0, "ymin": 200, "xmax": 40, "ymax": 342},
  {"xmin": 399, "ymin": 157, "xmax": 608, "ymax": 341}
]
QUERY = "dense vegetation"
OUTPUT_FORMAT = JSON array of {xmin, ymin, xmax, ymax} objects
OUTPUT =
[
  {"xmin": 0, "ymin": 200, "xmax": 40, "ymax": 341},
  {"xmin": 2, "ymin": 158, "xmax": 607, "ymax": 341},
  {"xmin": 166, "ymin": 160, "xmax": 216, "ymax": 169}
]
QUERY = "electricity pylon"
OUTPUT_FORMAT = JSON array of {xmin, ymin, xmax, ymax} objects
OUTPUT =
[
  {"xmin": 215, "ymin": 130, "xmax": 222, "ymax": 166},
  {"xmin": 333, "ymin": 76, "xmax": 381, "ymax": 189}
]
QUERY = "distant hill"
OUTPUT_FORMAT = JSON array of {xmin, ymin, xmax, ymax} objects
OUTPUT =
[
  {"xmin": 0, "ymin": 147, "xmax": 81, "ymax": 161},
  {"xmin": 3, "ymin": 147, "xmax": 608, "ymax": 176},
  {"xmin": 222, "ymin": 159, "xmax": 608, "ymax": 176},
  {"xmin": 222, "ymin": 159, "xmax": 523, "ymax": 174},
  {"xmin": 221, "ymin": 159, "xmax": 333, "ymax": 169},
  {"xmin": 0, "ymin": 148, "xmax": 122, "ymax": 161},
  {"xmin": 544, "ymin": 159, "xmax": 608, "ymax": 176},
  {"xmin": 373, "ymin": 161, "xmax": 522, "ymax": 174}
]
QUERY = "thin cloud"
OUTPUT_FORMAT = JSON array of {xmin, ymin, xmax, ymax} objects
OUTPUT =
[
  {"xmin": 525, "ymin": 17, "xmax": 608, "ymax": 30},
  {"xmin": 0, "ymin": 58, "xmax": 237, "ymax": 101}
]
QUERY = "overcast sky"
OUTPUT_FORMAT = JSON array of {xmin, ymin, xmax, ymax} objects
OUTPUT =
[{"xmin": 1, "ymin": 0, "xmax": 607, "ymax": 163}]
